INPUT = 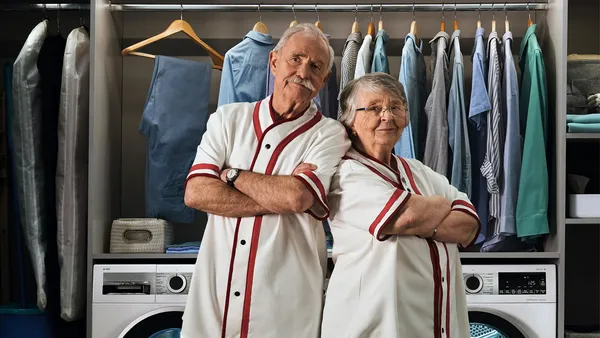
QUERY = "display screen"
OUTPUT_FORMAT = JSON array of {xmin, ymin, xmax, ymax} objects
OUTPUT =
[{"xmin": 498, "ymin": 272, "xmax": 546, "ymax": 295}]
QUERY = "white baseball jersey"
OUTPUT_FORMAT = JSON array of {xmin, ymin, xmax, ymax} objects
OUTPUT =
[
  {"xmin": 321, "ymin": 147, "xmax": 480, "ymax": 338},
  {"xmin": 181, "ymin": 96, "xmax": 350, "ymax": 338}
]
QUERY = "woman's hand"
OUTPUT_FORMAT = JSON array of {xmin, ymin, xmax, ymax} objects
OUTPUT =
[{"xmin": 293, "ymin": 163, "xmax": 317, "ymax": 175}]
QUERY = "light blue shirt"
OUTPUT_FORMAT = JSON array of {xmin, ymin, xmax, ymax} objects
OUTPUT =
[
  {"xmin": 499, "ymin": 31, "xmax": 522, "ymax": 236},
  {"xmin": 447, "ymin": 30, "xmax": 472, "ymax": 197},
  {"xmin": 371, "ymin": 29, "xmax": 390, "ymax": 74},
  {"xmin": 396, "ymin": 33, "xmax": 427, "ymax": 159},
  {"xmin": 468, "ymin": 27, "xmax": 491, "ymax": 244},
  {"xmin": 217, "ymin": 31, "xmax": 274, "ymax": 107}
]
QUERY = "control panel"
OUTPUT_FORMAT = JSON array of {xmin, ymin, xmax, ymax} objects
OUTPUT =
[{"xmin": 156, "ymin": 272, "xmax": 193, "ymax": 295}]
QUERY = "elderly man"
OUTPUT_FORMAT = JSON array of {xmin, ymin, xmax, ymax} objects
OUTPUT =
[{"xmin": 181, "ymin": 24, "xmax": 350, "ymax": 338}]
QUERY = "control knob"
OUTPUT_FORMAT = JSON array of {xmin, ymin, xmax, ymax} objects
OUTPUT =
[
  {"xmin": 464, "ymin": 274, "xmax": 483, "ymax": 294},
  {"xmin": 167, "ymin": 274, "xmax": 187, "ymax": 294}
]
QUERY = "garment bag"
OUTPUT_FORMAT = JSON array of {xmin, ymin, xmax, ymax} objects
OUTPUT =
[
  {"xmin": 56, "ymin": 27, "xmax": 90, "ymax": 321},
  {"xmin": 11, "ymin": 19, "xmax": 49, "ymax": 311}
]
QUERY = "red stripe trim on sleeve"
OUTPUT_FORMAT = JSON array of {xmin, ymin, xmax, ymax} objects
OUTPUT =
[
  {"xmin": 188, "ymin": 163, "xmax": 220, "ymax": 174},
  {"xmin": 451, "ymin": 200, "xmax": 481, "ymax": 249},
  {"xmin": 303, "ymin": 171, "xmax": 326, "ymax": 201},
  {"xmin": 368, "ymin": 189, "xmax": 409, "ymax": 241},
  {"xmin": 452, "ymin": 199, "xmax": 477, "ymax": 214},
  {"xmin": 294, "ymin": 175, "xmax": 330, "ymax": 221}
]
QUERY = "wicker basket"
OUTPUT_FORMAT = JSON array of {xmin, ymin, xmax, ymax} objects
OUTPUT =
[{"xmin": 109, "ymin": 218, "xmax": 173, "ymax": 253}]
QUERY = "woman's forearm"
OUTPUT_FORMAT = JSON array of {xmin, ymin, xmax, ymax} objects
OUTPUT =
[
  {"xmin": 432, "ymin": 210, "xmax": 479, "ymax": 247},
  {"xmin": 382, "ymin": 194, "xmax": 451, "ymax": 237}
]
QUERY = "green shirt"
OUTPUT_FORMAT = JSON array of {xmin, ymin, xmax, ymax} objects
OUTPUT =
[{"xmin": 516, "ymin": 24, "xmax": 549, "ymax": 239}]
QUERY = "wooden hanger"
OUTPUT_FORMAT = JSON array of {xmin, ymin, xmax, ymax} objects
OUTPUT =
[
  {"xmin": 527, "ymin": 2, "xmax": 533, "ymax": 27},
  {"xmin": 378, "ymin": 4, "xmax": 383, "ymax": 31},
  {"xmin": 351, "ymin": 4, "xmax": 360, "ymax": 33},
  {"xmin": 477, "ymin": 3, "xmax": 482, "ymax": 28},
  {"xmin": 453, "ymin": 3, "xmax": 458, "ymax": 31},
  {"xmin": 440, "ymin": 3, "xmax": 445, "ymax": 32},
  {"xmin": 367, "ymin": 5, "xmax": 375, "ymax": 38},
  {"xmin": 121, "ymin": 7, "xmax": 223, "ymax": 70},
  {"xmin": 504, "ymin": 3, "xmax": 510, "ymax": 32},
  {"xmin": 314, "ymin": 5, "xmax": 323, "ymax": 31},
  {"xmin": 409, "ymin": 3, "xmax": 419, "ymax": 41},
  {"xmin": 491, "ymin": 3, "xmax": 496, "ymax": 32},
  {"xmin": 290, "ymin": 4, "xmax": 298, "ymax": 27},
  {"xmin": 253, "ymin": 5, "xmax": 269, "ymax": 34}
]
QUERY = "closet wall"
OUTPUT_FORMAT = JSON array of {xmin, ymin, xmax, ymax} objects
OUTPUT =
[{"xmin": 90, "ymin": 0, "xmax": 568, "ymax": 337}]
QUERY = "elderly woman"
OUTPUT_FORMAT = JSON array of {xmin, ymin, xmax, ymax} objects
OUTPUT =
[{"xmin": 321, "ymin": 73, "xmax": 480, "ymax": 338}]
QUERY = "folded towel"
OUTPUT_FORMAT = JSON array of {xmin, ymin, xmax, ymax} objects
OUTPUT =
[
  {"xmin": 166, "ymin": 241, "xmax": 201, "ymax": 249},
  {"xmin": 568, "ymin": 123, "xmax": 600, "ymax": 133},
  {"xmin": 567, "ymin": 113, "xmax": 600, "ymax": 124},
  {"xmin": 166, "ymin": 246, "xmax": 199, "ymax": 251},
  {"xmin": 166, "ymin": 248, "xmax": 199, "ymax": 254}
]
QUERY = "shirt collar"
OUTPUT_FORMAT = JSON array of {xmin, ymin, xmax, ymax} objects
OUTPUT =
[
  {"xmin": 519, "ymin": 24, "xmax": 537, "ymax": 59},
  {"xmin": 244, "ymin": 30, "xmax": 275, "ymax": 45},
  {"xmin": 376, "ymin": 29, "xmax": 389, "ymax": 43},
  {"xmin": 449, "ymin": 30, "xmax": 461, "ymax": 56},
  {"xmin": 430, "ymin": 31, "xmax": 450, "ymax": 44},
  {"xmin": 503, "ymin": 31, "xmax": 513, "ymax": 43},
  {"xmin": 347, "ymin": 32, "xmax": 363, "ymax": 44},
  {"xmin": 475, "ymin": 27, "xmax": 485, "ymax": 39},
  {"xmin": 405, "ymin": 33, "xmax": 423, "ymax": 53}
]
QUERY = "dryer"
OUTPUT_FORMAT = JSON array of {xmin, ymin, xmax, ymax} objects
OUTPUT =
[
  {"xmin": 92, "ymin": 264, "xmax": 194, "ymax": 338},
  {"xmin": 463, "ymin": 264, "xmax": 557, "ymax": 338}
]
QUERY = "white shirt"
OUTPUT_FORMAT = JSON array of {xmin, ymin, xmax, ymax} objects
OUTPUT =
[
  {"xmin": 181, "ymin": 96, "xmax": 350, "ymax": 338},
  {"xmin": 321, "ymin": 147, "xmax": 480, "ymax": 338},
  {"xmin": 354, "ymin": 34, "xmax": 373, "ymax": 79}
]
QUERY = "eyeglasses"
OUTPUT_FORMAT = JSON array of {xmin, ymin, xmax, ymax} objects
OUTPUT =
[{"xmin": 355, "ymin": 105, "xmax": 405, "ymax": 117}]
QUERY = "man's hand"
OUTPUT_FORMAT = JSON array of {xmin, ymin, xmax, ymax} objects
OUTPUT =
[
  {"xmin": 220, "ymin": 168, "xmax": 230, "ymax": 183},
  {"xmin": 293, "ymin": 163, "xmax": 317, "ymax": 176}
]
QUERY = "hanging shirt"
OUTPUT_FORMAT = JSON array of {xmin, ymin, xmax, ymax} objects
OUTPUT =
[
  {"xmin": 447, "ymin": 30, "xmax": 472, "ymax": 197},
  {"xmin": 423, "ymin": 31, "xmax": 449, "ymax": 174},
  {"xmin": 321, "ymin": 147, "xmax": 479, "ymax": 338},
  {"xmin": 516, "ymin": 24, "xmax": 549, "ymax": 239},
  {"xmin": 218, "ymin": 31, "xmax": 274, "ymax": 107},
  {"xmin": 181, "ymin": 96, "xmax": 351, "ymax": 338},
  {"xmin": 338, "ymin": 32, "xmax": 362, "ymax": 119},
  {"xmin": 468, "ymin": 27, "xmax": 490, "ymax": 245},
  {"xmin": 396, "ymin": 33, "xmax": 426, "ymax": 159},
  {"xmin": 481, "ymin": 31, "xmax": 503, "ymax": 234},
  {"xmin": 353, "ymin": 33, "xmax": 373, "ymax": 79},
  {"xmin": 318, "ymin": 62, "xmax": 339, "ymax": 119},
  {"xmin": 371, "ymin": 29, "xmax": 390, "ymax": 74},
  {"xmin": 12, "ymin": 19, "xmax": 49, "ymax": 311}
]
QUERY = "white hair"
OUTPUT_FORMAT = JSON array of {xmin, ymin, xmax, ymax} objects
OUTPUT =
[
  {"xmin": 273, "ymin": 23, "xmax": 335, "ymax": 73},
  {"xmin": 339, "ymin": 73, "xmax": 410, "ymax": 131}
]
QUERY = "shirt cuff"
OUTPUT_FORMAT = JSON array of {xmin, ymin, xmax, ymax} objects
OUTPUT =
[
  {"xmin": 451, "ymin": 199, "xmax": 481, "ymax": 249},
  {"xmin": 369, "ymin": 189, "xmax": 411, "ymax": 241},
  {"xmin": 294, "ymin": 172, "xmax": 330, "ymax": 221},
  {"xmin": 186, "ymin": 163, "xmax": 220, "ymax": 187}
]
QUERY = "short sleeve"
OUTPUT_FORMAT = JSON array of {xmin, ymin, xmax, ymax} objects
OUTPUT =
[
  {"xmin": 185, "ymin": 111, "xmax": 227, "ymax": 186},
  {"xmin": 293, "ymin": 123, "xmax": 351, "ymax": 220},
  {"xmin": 328, "ymin": 161, "xmax": 411, "ymax": 241},
  {"xmin": 468, "ymin": 52, "xmax": 491, "ymax": 129},
  {"xmin": 417, "ymin": 161, "xmax": 481, "ymax": 248}
]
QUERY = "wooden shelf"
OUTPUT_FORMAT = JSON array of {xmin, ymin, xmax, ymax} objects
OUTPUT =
[
  {"xmin": 566, "ymin": 218, "xmax": 600, "ymax": 224},
  {"xmin": 566, "ymin": 133, "xmax": 600, "ymax": 139}
]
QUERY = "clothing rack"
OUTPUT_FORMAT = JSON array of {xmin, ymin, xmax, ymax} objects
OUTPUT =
[{"xmin": 1, "ymin": 2, "xmax": 548, "ymax": 12}]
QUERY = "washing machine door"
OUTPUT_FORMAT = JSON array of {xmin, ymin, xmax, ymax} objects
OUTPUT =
[
  {"xmin": 117, "ymin": 306, "xmax": 184, "ymax": 338},
  {"xmin": 469, "ymin": 308, "xmax": 529, "ymax": 338}
]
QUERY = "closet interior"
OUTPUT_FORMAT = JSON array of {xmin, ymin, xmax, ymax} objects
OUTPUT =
[{"xmin": 0, "ymin": 1, "xmax": 589, "ymax": 338}]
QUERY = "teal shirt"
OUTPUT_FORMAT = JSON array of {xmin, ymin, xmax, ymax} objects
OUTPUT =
[{"xmin": 516, "ymin": 24, "xmax": 549, "ymax": 239}]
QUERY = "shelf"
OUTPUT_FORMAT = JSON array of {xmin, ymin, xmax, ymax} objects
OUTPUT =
[
  {"xmin": 459, "ymin": 252, "xmax": 560, "ymax": 259},
  {"xmin": 566, "ymin": 218, "xmax": 600, "ymax": 224},
  {"xmin": 92, "ymin": 253, "xmax": 198, "ymax": 260},
  {"xmin": 566, "ymin": 133, "xmax": 600, "ymax": 140}
]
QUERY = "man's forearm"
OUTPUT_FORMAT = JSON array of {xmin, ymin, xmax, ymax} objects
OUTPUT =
[
  {"xmin": 233, "ymin": 170, "xmax": 314, "ymax": 214},
  {"xmin": 432, "ymin": 210, "xmax": 479, "ymax": 247},
  {"xmin": 184, "ymin": 177, "xmax": 271, "ymax": 217},
  {"xmin": 382, "ymin": 194, "xmax": 451, "ymax": 237}
]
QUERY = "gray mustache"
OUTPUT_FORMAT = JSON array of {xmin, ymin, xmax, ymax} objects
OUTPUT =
[{"xmin": 286, "ymin": 76, "xmax": 316, "ymax": 92}]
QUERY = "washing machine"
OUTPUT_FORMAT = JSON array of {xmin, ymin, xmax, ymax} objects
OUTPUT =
[
  {"xmin": 463, "ymin": 264, "xmax": 557, "ymax": 338},
  {"xmin": 92, "ymin": 264, "xmax": 194, "ymax": 338}
]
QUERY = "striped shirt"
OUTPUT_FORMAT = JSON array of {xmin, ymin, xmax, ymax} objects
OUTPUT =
[
  {"xmin": 481, "ymin": 31, "xmax": 503, "ymax": 226},
  {"xmin": 338, "ymin": 32, "xmax": 362, "ymax": 119}
]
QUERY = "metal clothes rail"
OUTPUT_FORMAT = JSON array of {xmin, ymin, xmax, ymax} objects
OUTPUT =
[{"xmin": 1, "ymin": 2, "xmax": 548, "ymax": 12}]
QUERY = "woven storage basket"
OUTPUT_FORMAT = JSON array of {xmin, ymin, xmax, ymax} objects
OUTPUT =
[{"xmin": 109, "ymin": 218, "xmax": 173, "ymax": 253}]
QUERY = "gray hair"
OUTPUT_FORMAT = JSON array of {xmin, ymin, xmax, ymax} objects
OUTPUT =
[
  {"xmin": 273, "ymin": 23, "xmax": 335, "ymax": 73},
  {"xmin": 339, "ymin": 72, "xmax": 410, "ymax": 130}
]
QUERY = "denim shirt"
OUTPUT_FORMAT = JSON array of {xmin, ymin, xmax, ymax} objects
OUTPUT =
[
  {"xmin": 468, "ymin": 27, "xmax": 491, "ymax": 244},
  {"xmin": 396, "ymin": 33, "xmax": 427, "ymax": 159},
  {"xmin": 447, "ymin": 30, "xmax": 472, "ymax": 197},
  {"xmin": 218, "ymin": 31, "xmax": 274, "ymax": 107},
  {"xmin": 371, "ymin": 29, "xmax": 390, "ymax": 74}
]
